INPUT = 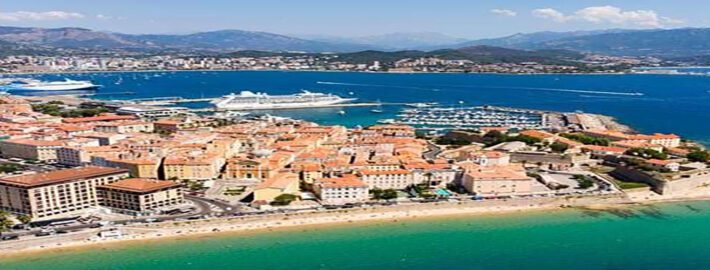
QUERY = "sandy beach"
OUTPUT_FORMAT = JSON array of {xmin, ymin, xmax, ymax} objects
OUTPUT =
[{"xmin": 0, "ymin": 194, "xmax": 632, "ymax": 259}]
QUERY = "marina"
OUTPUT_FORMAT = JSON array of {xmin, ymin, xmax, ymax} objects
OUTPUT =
[{"xmin": 385, "ymin": 106, "xmax": 547, "ymax": 129}]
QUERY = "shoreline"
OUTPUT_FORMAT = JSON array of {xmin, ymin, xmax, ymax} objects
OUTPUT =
[
  {"xmin": 3, "ymin": 192, "xmax": 710, "ymax": 260},
  {"xmin": 0, "ymin": 194, "xmax": 631, "ymax": 259},
  {"xmin": 1, "ymin": 68, "xmax": 699, "ymax": 77}
]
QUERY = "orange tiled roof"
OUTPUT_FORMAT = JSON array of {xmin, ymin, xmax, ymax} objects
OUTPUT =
[
  {"xmin": 317, "ymin": 175, "xmax": 367, "ymax": 188},
  {"xmin": 99, "ymin": 178, "xmax": 179, "ymax": 193}
]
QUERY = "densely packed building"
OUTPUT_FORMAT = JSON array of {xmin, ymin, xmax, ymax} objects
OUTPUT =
[
  {"xmin": 0, "ymin": 53, "xmax": 643, "ymax": 74},
  {"xmin": 0, "ymin": 94, "xmax": 707, "ymax": 219}
]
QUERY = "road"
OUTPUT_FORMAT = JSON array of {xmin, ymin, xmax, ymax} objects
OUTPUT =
[
  {"xmin": 186, "ymin": 195, "xmax": 242, "ymax": 215},
  {"xmin": 423, "ymin": 142, "xmax": 443, "ymax": 160},
  {"xmin": 1, "ymin": 197, "xmax": 213, "ymax": 238}
]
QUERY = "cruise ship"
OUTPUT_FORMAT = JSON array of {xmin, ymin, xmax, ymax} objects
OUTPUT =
[
  {"xmin": 2, "ymin": 79, "xmax": 101, "ymax": 91},
  {"xmin": 212, "ymin": 90, "xmax": 356, "ymax": 110}
]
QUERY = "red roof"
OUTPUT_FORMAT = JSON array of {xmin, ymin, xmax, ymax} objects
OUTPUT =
[
  {"xmin": 63, "ymin": 114, "xmax": 136, "ymax": 123},
  {"xmin": 0, "ymin": 166, "xmax": 128, "ymax": 188},
  {"xmin": 99, "ymin": 178, "xmax": 179, "ymax": 193}
]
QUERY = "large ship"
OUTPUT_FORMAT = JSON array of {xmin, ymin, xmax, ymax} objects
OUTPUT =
[
  {"xmin": 212, "ymin": 90, "xmax": 356, "ymax": 110},
  {"xmin": 1, "ymin": 79, "xmax": 101, "ymax": 91}
]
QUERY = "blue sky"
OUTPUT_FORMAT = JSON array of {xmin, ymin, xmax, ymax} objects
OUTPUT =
[{"xmin": 1, "ymin": 0, "xmax": 708, "ymax": 38}]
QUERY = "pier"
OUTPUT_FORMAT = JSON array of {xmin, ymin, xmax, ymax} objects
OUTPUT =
[
  {"xmin": 189, "ymin": 102, "xmax": 384, "ymax": 112},
  {"xmin": 117, "ymin": 96, "xmax": 218, "ymax": 105}
]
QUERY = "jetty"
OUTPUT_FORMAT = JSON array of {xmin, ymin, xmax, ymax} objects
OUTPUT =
[{"xmin": 189, "ymin": 102, "xmax": 384, "ymax": 112}]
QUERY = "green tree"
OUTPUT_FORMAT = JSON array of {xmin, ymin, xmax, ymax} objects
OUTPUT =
[
  {"xmin": 626, "ymin": 148, "xmax": 667, "ymax": 160},
  {"xmin": 188, "ymin": 181, "xmax": 205, "ymax": 191},
  {"xmin": 370, "ymin": 188, "xmax": 384, "ymax": 200},
  {"xmin": 550, "ymin": 142, "xmax": 569, "ymax": 153},
  {"xmin": 16, "ymin": 214, "xmax": 31, "ymax": 224},
  {"xmin": 271, "ymin": 194, "xmax": 298, "ymax": 206},
  {"xmin": 0, "ymin": 210, "xmax": 13, "ymax": 232},
  {"xmin": 688, "ymin": 151, "xmax": 710, "ymax": 163},
  {"xmin": 380, "ymin": 189, "xmax": 398, "ymax": 200}
]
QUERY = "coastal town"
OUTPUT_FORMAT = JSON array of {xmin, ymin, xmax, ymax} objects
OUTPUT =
[
  {"xmin": 0, "ymin": 53, "xmax": 660, "ymax": 74},
  {"xmin": 0, "ymin": 91, "xmax": 708, "ymax": 254}
]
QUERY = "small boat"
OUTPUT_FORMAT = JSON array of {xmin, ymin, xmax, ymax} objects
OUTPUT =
[
  {"xmin": 370, "ymin": 109, "xmax": 383, "ymax": 113},
  {"xmin": 338, "ymin": 110, "xmax": 346, "ymax": 115}
]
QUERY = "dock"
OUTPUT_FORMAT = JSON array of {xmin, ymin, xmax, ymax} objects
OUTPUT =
[
  {"xmin": 189, "ymin": 102, "xmax": 384, "ymax": 112},
  {"xmin": 116, "ymin": 96, "xmax": 218, "ymax": 106}
]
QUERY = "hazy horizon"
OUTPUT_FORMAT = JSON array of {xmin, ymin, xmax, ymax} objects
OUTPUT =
[{"xmin": 1, "ymin": 0, "xmax": 709, "ymax": 39}]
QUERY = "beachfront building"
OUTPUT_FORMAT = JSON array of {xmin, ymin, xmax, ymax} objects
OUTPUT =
[
  {"xmin": 0, "ymin": 166, "xmax": 129, "ymax": 219},
  {"xmin": 252, "ymin": 172, "xmax": 300, "ymax": 203},
  {"xmin": 460, "ymin": 164, "xmax": 534, "ymax": 197},
  {"xmin": 358, "ymin": 169, "xmax": 413, "ymax": 189},
  {"xmin": 0, "ymin": 138, "xmax": 63, "ymax": 162},
  {"xmin": 97, "ymin": 178, "xmax": 183, "ymax": 216},
  {"xmin": 313, "ymin": 175, "xmax": 369, "ymax": 205}
]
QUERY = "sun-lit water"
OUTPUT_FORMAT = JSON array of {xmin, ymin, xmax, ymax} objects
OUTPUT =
[
  {"xmin": 4, "ymin": 201, "xmax": 710, "ymax": 269},
  {"xmin": 2, "ymin": 71, "xmax": 710, "ymax": 268},
  {"xmin": 5, "ymin": 71, "xmax": 708, "ymax": 145}
]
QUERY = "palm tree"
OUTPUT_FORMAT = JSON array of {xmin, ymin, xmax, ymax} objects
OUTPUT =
[{"xmin": 17, "ymin": 215, "xmax": 31, "ymax": 225}]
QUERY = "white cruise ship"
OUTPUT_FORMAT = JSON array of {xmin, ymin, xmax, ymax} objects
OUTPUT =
[
  {"xmin": 212, "ymin": 90, "xmax": 356, "ymax": 110},
  {"xmin": 2, "ymin": 79, "xmax": 100, "ymax": 91}
]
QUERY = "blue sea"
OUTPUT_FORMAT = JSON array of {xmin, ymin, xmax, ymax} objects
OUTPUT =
[
  {"xmin": 4, "ymin": 71, "xmax": 710, "ymax": 144},
  {"xmin": 5, "ymin": 201, "xmax": 710, "ymax": 269}
]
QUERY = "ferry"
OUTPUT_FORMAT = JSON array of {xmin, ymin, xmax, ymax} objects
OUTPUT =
[
  {"xmin": 1, "ymin": 79, "xmax": 101, "ymax": 91},
  {"xmin": 211, "ymin": 90, "xmax": 356, "ymax": 110}
]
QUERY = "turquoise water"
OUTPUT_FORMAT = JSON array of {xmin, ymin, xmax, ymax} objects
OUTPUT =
[
  {"xmin": 4, "ymin": 71, "xmax": 710, "ymax": 144},
  {"xmin": 4, "ymin": 202, "xmax": 710, "ymax": 269}
]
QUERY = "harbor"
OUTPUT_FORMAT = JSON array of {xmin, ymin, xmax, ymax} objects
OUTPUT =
[{"xmin": 382, "ymin": 105, "xmax": 547, "ymax": 130}]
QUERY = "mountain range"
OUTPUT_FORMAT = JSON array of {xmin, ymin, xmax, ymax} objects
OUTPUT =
[
  {"xmin": 301, "ymin": 32, "xmax": 468, "ymax": 50},
  {"xmin": 228, "ymin": 46, "xmax": 584, "ymax": 66},
  {"xmin": 1, "ymin": 26, "xmax": 710, "ymax": 59}
]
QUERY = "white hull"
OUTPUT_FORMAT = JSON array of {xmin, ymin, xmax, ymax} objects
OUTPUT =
[
  {"xmin": 5, "ymin": 79, "xmax": 100, "ymax": 91},
  {"xmin": 214, "ymin": 98, "xmax": 356, "ymax": 110}
]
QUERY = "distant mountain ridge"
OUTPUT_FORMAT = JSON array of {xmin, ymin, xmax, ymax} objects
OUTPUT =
[
  {"xmin": 0, "ymin": 26, "xmax": 710, "ymax": 59},
  {"xmin": 304, "ymin": 32, "xmax": 468, "ymax": 50},
  {"xmin": 459, "ymin": 28, "xmax": 710, "ymax": 57},
  {"xmin": 228, "ymin": 45, "xmax": 584, "ymax": 65},
  {"xmin": 0, "ymin": 26, "xmax": 376, "ymax": 53},
  {"xmin": 453, "ymin": 29, "xmax": 632, "ymax": 49}
]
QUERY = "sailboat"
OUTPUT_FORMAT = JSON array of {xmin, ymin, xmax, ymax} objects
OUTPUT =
[{"xmin": 370, "ymin": 101, "xmax": 384, "ymax": 113}]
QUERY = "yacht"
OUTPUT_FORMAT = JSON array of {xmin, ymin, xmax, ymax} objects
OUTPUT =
[{"xmin": 2, "ymin": 79, "xmax": 100, "ymax": 91}]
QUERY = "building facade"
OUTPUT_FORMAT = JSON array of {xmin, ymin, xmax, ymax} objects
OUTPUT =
[
  {"xmin": 0, "ymin": 166, "xmax": 129, "ymax": 219},
  {"xmin": 314, "ymin": 175, "xmax": 369, "ymax": 205},
  {"xmin": 97, "ymin": 178, "xmax": 183, "ymax": 215}
]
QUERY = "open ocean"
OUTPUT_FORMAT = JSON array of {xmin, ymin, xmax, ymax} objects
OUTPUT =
[
  {"xmin": 4, "ymin": 201, "xmax": 710, "ymax": 269},
  {"xmin": 4, "ymin": 70, "xmax": 710, "ymax": 145}
]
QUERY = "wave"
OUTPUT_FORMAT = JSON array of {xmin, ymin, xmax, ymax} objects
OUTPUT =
[
  {"xmin": 472, "ymin": 85, "xmax": 644, "ymax": 96},
  {"xmin": 318, "ymin": 81, "xmax": 644, "ymax": 96}
]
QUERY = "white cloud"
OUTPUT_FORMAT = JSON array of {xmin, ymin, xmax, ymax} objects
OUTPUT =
[
  {"xmin": 96, "ymin": 14, "xmax": 111, "ymax": 20},
  {"xmin": 531, "ymin": 6, "xmax": 683, "ymax": 28},
  {"xmin": 0, "ymin": 11, "xmax": 85, "ymax": 21},
  {"xmin": 532, "ymin": 8, "xmax": 568, "ymax": 22},
  {"xmin": 491, "ymin": 9, "xmax": 517, "ymax": 17}
]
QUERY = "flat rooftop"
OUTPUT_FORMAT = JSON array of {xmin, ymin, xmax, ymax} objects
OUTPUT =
[{"xmin": 0, "ymin": 166, "xmax": 128, "ymax": 188}]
